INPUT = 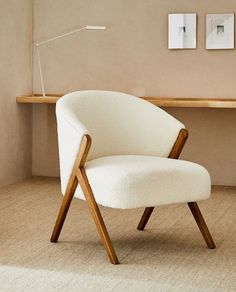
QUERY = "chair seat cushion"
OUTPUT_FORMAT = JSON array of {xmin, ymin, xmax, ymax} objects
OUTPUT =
[{"xmin": 74, "ymin": 155, "xmax": 211, "ymax": 209}]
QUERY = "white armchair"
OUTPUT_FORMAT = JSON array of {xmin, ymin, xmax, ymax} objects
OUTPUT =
[{"xmin": 51, "ymin": 90, "xmax": 215, "ymax": 264}]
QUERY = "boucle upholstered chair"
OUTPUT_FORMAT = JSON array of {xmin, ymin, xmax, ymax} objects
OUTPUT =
[{"xmin": 51, "ymin": 90, "xmax": 215, "ymax": 264}]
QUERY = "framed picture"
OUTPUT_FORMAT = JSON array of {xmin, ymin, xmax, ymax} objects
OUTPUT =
[
  {"xmin": 168, "ymin": 13, "xmax": 197, "ymax": 49},
  {"xmin": 206, "ymin": 13, "xmax": 234, "ymax": 49}
]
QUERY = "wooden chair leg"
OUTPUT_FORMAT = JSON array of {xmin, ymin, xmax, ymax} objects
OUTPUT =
[
  {"xmin": 136, "ymin": 129, "xmax": 189, "ymax": 232},
  {"xmin": 50, "ymin": 176, "xmax": 78, "ymax": 243},
  {"xmin": 137, "ymin": 207, "xmax": 155, "ymax": 230},
  {"xmin": 188, "ymin": 202, "xmax": 216, "ymax": 249},
  {"xmin": 51, "ymin": 135, "xmax": 91, "ymax": 243},
  {"xmin": 77, "ymin": 168, "xmax": 119, "ymax": 265}
]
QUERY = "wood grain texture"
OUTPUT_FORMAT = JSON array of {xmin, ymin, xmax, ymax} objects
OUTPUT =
[
  {"xmin": 16, "ymin": 95, "xmax": 236, "ymax": 108},
  {"xmin": 143, "ymin": 97, "xmax": 236, "ymax": 108},
  {"xmin": 16, "ymin": 94, "xmax": 61, "ymax": 104},
  {"xmin": 137, "ymin": 207, "xmax": 154, "ymax": 231},
  {"xmin": 188, "ymin": 202, "xmax": 216, "ymax": 249},
  {"xmin": 168, "ymin": 128, "xmax": 189, "ymax": 159},
  {"xmin": 137, "ymin": 128, "xmax": 188, "ymax": 231},
  {"xmin": 77, "ymin": 168, "xmax": 119, "ymax": 265},
  {"xmin": 50, "ymin": 134, "xmax": 119, "ymax": 264},
  {"xmin": 50, "ymin": 135, "xmax": 91, "ymax": 243}
]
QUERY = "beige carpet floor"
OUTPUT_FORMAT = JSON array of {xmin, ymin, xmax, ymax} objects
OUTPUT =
[{"xmin": 0, "ymin": 177, "xmax": 235, "ymax": 292}]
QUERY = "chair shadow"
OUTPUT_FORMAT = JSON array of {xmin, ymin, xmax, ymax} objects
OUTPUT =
[{"xmin": 56, "ymin": 229, "xmax": 220, "ymax": 266}]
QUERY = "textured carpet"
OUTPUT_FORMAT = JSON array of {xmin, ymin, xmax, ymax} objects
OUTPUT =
[{"xmin": 0, "ymin": 177, "xmax": 235, "ymax": 291}]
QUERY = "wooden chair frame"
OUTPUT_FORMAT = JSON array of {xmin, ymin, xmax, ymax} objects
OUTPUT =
[
  {"xmin": 137, "ymin": 129, "xmax": 216, "ymax": 250},
  {"xmin": 50, "ymin": 134, "xmax": 119, "ymax": 264},
  {"xmin": 50, "ymin": 129, "xmax": 215, "ymax": 265}
]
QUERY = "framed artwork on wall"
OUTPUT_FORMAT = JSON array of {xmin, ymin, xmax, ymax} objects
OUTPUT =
[
  {"xmin": 168, "ymin": 13, "xmax": 197, "ymax": 49},
  {"xmin": 206, "ymin": 13, "xmax": 234, "ymax": 49}
]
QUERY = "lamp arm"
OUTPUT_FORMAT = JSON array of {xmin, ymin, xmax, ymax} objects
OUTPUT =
[
  {"xmin": 35, "ymin": 25, "xmax": 106, "ymax": 97},
  {"xmin": 35, "ymin": 26, "xmax": 87, "ymax": 47}
]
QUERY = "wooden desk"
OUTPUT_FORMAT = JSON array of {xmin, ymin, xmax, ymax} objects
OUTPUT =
[{"xmin": 16, "ymin": 94, "xmax": 236, "ymax": 108}]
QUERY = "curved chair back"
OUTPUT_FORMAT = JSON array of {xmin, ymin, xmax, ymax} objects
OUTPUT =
[{"xmin": 56, "ymin": 91, "xmax": 185, "ymax": 192}]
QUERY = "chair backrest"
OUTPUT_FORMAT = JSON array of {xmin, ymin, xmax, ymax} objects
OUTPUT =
[{"xmin": 56, "ymin": 90, "xmax": 185, "ymax": 193}]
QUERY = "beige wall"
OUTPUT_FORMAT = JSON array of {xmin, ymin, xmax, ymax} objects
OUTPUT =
[
  {"xmin": 32, "ymin": 0, "xmax": 236, "ymax": 185},
  {"xmin": 0, "ymin": 0, "xmax": 32, "ymax": 187}
]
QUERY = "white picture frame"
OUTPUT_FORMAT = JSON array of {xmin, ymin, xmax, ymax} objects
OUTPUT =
[
  {"xmin": 168, "ymin": 13, "xmax": 197, "ymax": 49},
  {"xmin": 206, "ymin": 13, "xmax": 234, "ymax": 50}
]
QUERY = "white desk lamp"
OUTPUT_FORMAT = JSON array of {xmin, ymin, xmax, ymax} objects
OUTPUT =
[{"xmin": 35, "ymin": 25, "xmax": 106, "ymax": 97}]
